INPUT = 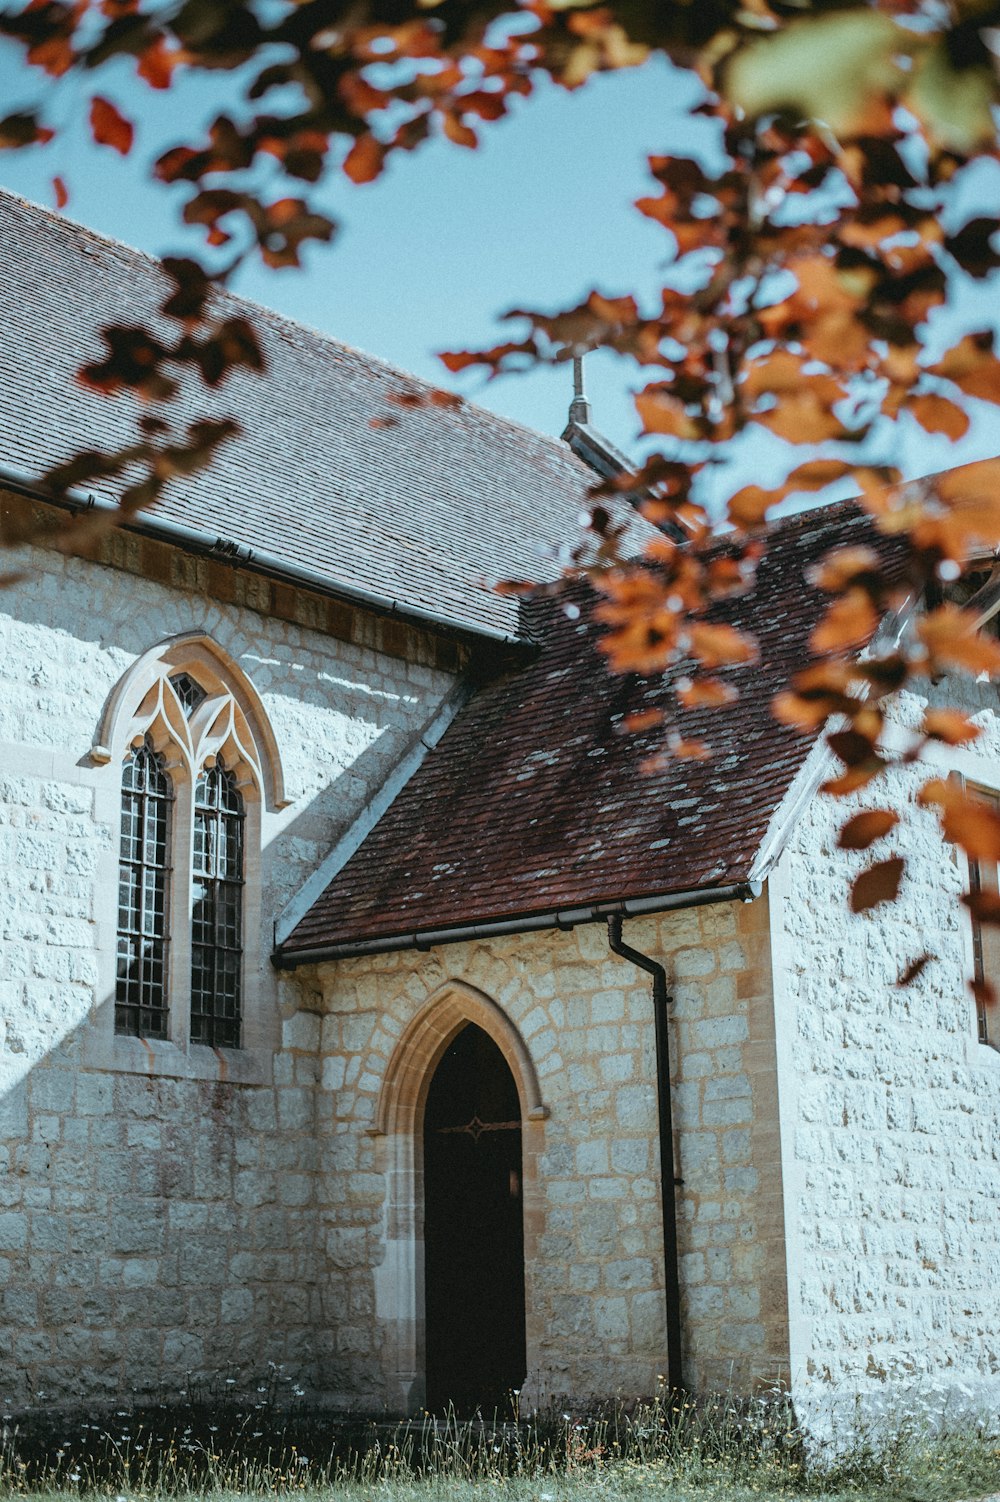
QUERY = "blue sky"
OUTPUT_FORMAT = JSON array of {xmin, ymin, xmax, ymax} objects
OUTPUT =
[{"xmin": 1, "ymin": 40, "xmax": 999, "ymax": 476}]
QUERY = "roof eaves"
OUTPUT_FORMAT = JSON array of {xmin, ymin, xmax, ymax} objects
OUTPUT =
[
  {"xmin": 273, "ymin": 878, "xmax": 763, "ymax": 968},
  {"xmin": 0, "ymin": 460, "xmax": 527, "ymax": 647}
]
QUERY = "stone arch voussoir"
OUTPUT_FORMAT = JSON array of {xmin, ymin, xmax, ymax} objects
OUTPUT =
[{"xmin": 373, "ymin": 980, "xmax": 547, "ymax": 1138}]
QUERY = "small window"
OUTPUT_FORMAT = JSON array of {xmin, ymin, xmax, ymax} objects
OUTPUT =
[
  {"xmin": 168, "ymin": 671, "xmax": 206, "ymax": 718},
  {"xmin": 191, "ymin": 755, "xmax": 244, "ymax": 1049},
  {"xmin": 116, "ymin": 735, "xmax": 172, "ymax": 1038}
]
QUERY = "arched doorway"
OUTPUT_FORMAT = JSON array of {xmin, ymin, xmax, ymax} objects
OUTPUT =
[{"xmin": 423, "ymin": 1022, "xmax": 526, "ymax": 1415}]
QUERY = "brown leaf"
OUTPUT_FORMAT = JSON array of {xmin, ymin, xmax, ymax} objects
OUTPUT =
[
  {"xmin": 838, "ymin": 810, "xmax": 900, "ymax": 850},
  {"xmin": 634, "ymin": 388, "xmax": 702, "ymax": 440},
  {"xmin": 850, "ymin": 857, "xmax": 905, "ymax": 914},
  {"xmin": 918, "ymin": 778, "xmax": 1000, "ymax": 860},
  {"xmin": 52, "ymin": 175, "xmax": 68, "ymax": 209},
  {"xmin": 897, "ymin": 953, "xmax": 934, "ymax": 986},
  {"xmin": 0, "ymin": 111, "xmax": 55, "ymax": 149},
  {"xmin": 677, "ymin": 676, "xmax": 739, "ymax": 709},
  {"xmin": 971, "ymin": 976, "xmax": 997, "ymax": 1013},
  {"xmin": 922, "ymin": 709, "xmax": 982, "ymax": 745},
  {"xmin": 918, "ymin": 605, "xmax": 1000, "ymax": 677},
  {"xmin": 90, "ymin": 96, "xmax": 134, "ymax": 155},
  {"xmin": 963, "ymin": 889, "xmax": 1000, "ymax": 925},
  {"xmin": 909, "ymin": 393, "xmax": 970, "ymax": 440},
  {"xmin": 686, "ymin": 622, "xmax": 757, "ymax": 668},
  {"xmin": 621, "ymin": 708, "xmax": 663, "ymax": 732},
  {"xmin": 810, "ymin": 589, "xmax": 879, "ymax": 655},
  {"xmin": 343, "ymin": 135, "xmax": 386, "ymax": 184}
]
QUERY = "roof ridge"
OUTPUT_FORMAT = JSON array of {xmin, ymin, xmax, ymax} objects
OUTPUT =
[{"xmin": 0, "ymin": 184, "xmax": 595, "ymax": 469}]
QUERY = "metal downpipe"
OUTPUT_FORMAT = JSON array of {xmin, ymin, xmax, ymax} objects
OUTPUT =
[{"xmin": 606, "ymin": 915, "xmax": 683, "ymax": 1396}]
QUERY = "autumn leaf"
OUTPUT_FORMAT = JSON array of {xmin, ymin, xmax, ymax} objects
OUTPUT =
[
  {"xmin": 850, "ymin": 856, "xmax": 905, "ymax": 914},
  {"xmin": 897, "ymin": 952, "xmax": 934, "ymax": 986},
  {"xmin": 918, "ymin": 778, "xmax": 1000, "ymax": 860},
  {"xmin": 908, "ymin": 393, "xmax": 970, "ymax": 440},
  {"xmin": 343, "ymin": 135, "xmax": 386, "ymax": 184},
  {"xmin": 686, "ymin": 622, "xmax": 757, "ymax": 669},
  {"xmin": 621, "ymin": 708, "xmax": 663, "ymax": 733},
  {"xmin": 810, "ymin": 589, "xmax": 879, "ymax": 656},
  {"xmin": 918, "ymin": 605, "xmax": 1000, "ymax": 677},
  {"xmin": 963, "ymin": 889, "xmax": 1000, "ymax": 925},
  {"xmin": 838, "ymin": 810, "xmax": 900, "ymax": 850},
  {"xmin": 90, "ymin": 96, "xmax": 133, "ymax": 155},
  {"xmin": 922, "ymin": 709, "xmax": 981, "ymax": 745},
  {"xmin": 52, "ymin": 175, "xmax": 68, "ymax": 208},
  {"xmin": 635, "ymin": 387, "xmax": 701, "ymax": 440},
  {"xmin": 676, "ymin": 676, "xmax": 738, "ymax": 709},
  {"xmin": 0, "ymin": 111, "xmax": 54, "ymax": 149}
]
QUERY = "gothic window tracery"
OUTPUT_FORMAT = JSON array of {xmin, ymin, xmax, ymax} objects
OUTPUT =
[{"xmin": 98, "ymin": 634, "xmax": 284, "ymax": 1061}]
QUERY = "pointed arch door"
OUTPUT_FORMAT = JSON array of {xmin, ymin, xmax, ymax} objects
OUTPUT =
[{"xmin": 423, "ymin": 1022, "xmax": 526, "ymax": 1415}]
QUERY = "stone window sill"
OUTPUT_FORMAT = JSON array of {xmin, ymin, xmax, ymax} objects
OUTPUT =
[{"xmin": 81, "ymin": 1028, "xmax": 272, "ymax": 1085}]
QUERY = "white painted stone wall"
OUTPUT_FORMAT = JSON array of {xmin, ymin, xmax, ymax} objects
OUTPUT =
[
  {"xmin": 770, "ymin": 672, "xmax": 1000, "ymax": 1437},
  {"xmin": 0, "ymin": 532, "xmax": 457, "ymax": 1408}
]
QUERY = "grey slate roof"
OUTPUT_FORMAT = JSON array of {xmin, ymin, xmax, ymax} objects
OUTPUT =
[{"xmin": 0, "ymin": 189, "xmax": 617, "ymax": 642}]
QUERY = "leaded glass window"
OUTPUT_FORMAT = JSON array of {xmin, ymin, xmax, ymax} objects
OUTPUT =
[
  {"xmin": 191, "ymin": 755, "xmax": 244, "ymax": 1048},
  {"xmin": 168, "ymin": 671, "xmax": 206, "ymax": 719},
  {"xmin": 116, "ymin": 735, "xmax": 172, "ymax": 1038}
]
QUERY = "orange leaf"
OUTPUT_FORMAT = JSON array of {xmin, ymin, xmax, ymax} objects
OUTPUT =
[
  {"xmin": 810, "ymin": 588, "xmax": 879, "ymax": 655},
  {"xmin": 909, "ymin": 393, "xmax": 970, "ymax": 440},
  {"xmin": 52, "ymin": 175, "xmax": 68, "ymax": 209},
  {"xmin": 918, "ymin": 605, "xmax": 1000, "ymax": 677},
  {"xmin": 850, "ymin": 857, "xmax": 905, "ymax": 913},
  {"xmin": 621, "ymin": 708, "xmax": 663, "ymax": 732},
  {"xmin": 343, "ymin": 135, "xmax": 386, "ymax": 184},
  {"xmin": 918, "ymin": 778, "xmax": 1000, "ymax": 859},
  {"xmin": 838, "ymin": 809, "xmax": 899, "ymax": 850},
  {"xmin": 822, "ymin": 766, "xmax": 884, "ymax": 797},
  {"xmin": 442, "ymin": 113, "xmax": 477, "ymax": 149},
  {"xmin": 728, "ymin": 484, "xmax": 784, "ymax": 528},
  {"xmin": 137, "ymin": 37, "xmax": 182, "ymax": 90},
  {"xmin": 669, "ymin": 736, "xmax": 711, "ymax": 761},
  {"xmin": 677, "ymin": 676, "xmax": 739, "ymax": 709},
  {"xmin": 635, "ymin": 388, "xmax": 701, "ymax": 440},
  {"xmin": 686, "ymin": 622, "xmax": 757, "ymax": 668},
  {"xmin": 922, "ymin": 708, "xmax": 982, "ymax": 745},
  {"xmin": 810, "ymin": 546, "xmax": 883, "ymax": 594},
  {"xmin": 88, "ymin": 96, "xmax": 133, "ymax": 155},
  {"xmin": 90, "ymin": 96, "xmax": 134, "ymax": 155}
]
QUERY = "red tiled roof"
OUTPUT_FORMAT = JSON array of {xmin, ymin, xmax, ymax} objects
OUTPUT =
[
  {"xmin": 0, "ymin": 189, "xmax": 632, "ymax": 643},
  {"xmin": 281, "ymin": 499, "xmax": 902, "ymax": 959}
]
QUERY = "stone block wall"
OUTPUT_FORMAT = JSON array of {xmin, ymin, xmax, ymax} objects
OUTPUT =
[
  {"xmin": 311, "ymin": 895, "xmax": 788, "ymax": 1410},
  {"xmin": 770, "ymin": 675, "xmax": 1000, "ymax": 1432},
  {"xmin": 0, "ymin": 529, "xmax": 457, "ymax": 1408}
]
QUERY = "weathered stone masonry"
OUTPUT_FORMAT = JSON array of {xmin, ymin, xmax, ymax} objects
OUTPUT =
[
  {"xmin": 308, "ymin": 892, "xmax": 789, "ymax": 1409},
  {"xmin": 0, "ymin": 524, "xmax": 457, "ymax": 1408}
]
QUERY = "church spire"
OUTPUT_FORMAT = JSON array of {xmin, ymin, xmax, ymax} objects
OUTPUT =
[{"xmin": 568, "ymin": 352, "xmax": 591, "ymax": 427}]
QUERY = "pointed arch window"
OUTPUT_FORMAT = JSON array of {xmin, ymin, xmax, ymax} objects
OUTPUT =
[
  {"xmin": 191, "ymin": 755, "xmax": 245, "ymax": 1049},
  {"xmin": 95, "ymin": 633, "xmax": 287, "ymax": 1073},
  {"xmin": 116, "ymin": 734, "xmax": 173, "ymax": 1039}
]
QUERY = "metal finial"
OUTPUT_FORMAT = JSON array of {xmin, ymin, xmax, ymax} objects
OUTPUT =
[{"xmin": 568, "ymin": 352, "xmax": 591, "ymax": 426}]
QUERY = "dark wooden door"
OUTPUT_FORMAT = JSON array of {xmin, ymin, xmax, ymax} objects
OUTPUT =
[{"xmin": 423, "ymin": 1022, "xmax": 526, "ymax": 1416}]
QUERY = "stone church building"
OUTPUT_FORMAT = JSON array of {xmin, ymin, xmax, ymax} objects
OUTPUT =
[{"xmin": 1, "ymin": 189, "xmax": 998, "ymax": 1430}]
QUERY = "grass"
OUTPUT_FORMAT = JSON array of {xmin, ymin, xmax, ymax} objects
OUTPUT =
[{"xmin": 1, "ymin": 1389, "xmax": 998, "ymax": 1502}]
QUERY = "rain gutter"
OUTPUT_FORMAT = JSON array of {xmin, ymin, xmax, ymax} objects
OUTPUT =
[
  {"xmin": 0, "ymin": 460, "xmax": 522, "ymax": 647},
  {"xmin": 272, "ymin": 878, "xmax": 761, "ymax": 968}
]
